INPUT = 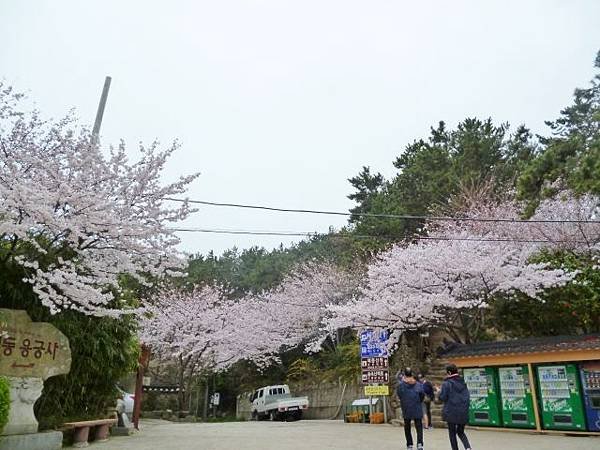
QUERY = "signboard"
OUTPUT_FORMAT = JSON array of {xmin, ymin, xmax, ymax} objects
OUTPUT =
[
  {"xmin": 360, "ymin": 329, "xmax": 389, "ymax": 358},
  {"xmin": 365, "ymin": 385, "xmax": 390, "ymax": 396},
  {"xmin": 360, "ymin": 329, "xmax": 389, "ymax": 386},
  {"xmin": 361, "ymin": 357, "xmax": 389, "ymax": 371},
  {"xmin": 0, "ymin": 309, "xmax": 71, "ymax": 380},
  {"xmin": 0, "ymin": 309, "xmax": 72, "ymax": 436},
  {"xmin": 362, "ymin": 369, "xmax": 389, "ymax": 384}
]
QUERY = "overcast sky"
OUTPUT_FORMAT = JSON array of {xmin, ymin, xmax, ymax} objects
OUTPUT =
[{"xmin": 2, "ymin": 1, "xmax": 600, "ymax": 255}]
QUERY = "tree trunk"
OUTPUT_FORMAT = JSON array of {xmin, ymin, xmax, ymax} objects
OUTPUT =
[
  {"xmin": 177, "ymin": 356, "xmax": 189, "ymax": 412},
  {"xmin": 202, "ymin": 377, "xmax": 209, "ymax": 419}
]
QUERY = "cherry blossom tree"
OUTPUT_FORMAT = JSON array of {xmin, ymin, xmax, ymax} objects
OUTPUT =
[
  {"xmin": 435, "ymin": 189, "xmax": 600, "ymax": 251},
  {"xmin": 140, "ymin": 286, "xmax": 231, "ymax": 408},
  {"xmin": 259, "ymin": 261, "xmax": 360, "ymax": 353},
  {"xmin": 0, "ymin": 84, "xmax": 198, "ymax": 315},
  {"xmin": 137, "ymin": 262, "xmax": 360, "ymax": 410},
  {"xmin": 327, "ymin": 192, "xmax": 600, "ymax": 344},
  {"xmin": 528, "ymin": 192, "xmax": 600, "ymax": 252},
  {"xmin": 139, "ymin": 286, "xmax": 287, "ymax": 408}
]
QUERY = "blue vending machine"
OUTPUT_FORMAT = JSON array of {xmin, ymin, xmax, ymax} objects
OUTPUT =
[{"xmin": 580, "ymin": 361, "xmax": 600, "ymax": 432}]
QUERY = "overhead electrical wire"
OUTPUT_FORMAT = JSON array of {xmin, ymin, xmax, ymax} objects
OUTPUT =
[
  {"xmin": 168, "ymin": 227, "xmax": 593, "ymax": 245},
  {"xmin": 163, "ymin": 197, "xmax": 600, "ymax": 225},
  {"xmin": 170, "ymin": 228, "xmax": 312, "ymax": 237}
]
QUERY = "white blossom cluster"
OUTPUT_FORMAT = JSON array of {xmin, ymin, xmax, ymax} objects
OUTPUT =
[
  {"xmin": 139, "ymin": 262, "xmax": 360, "ymax": 370},
  {"xmin": 139, "ymin": 286, "xmax": 293, "ymax": 373},
  {"xmin": 325, "ymin": 193, "xmax": 600, "ymax": 344},
  {"xmin": 0, "ymin": 84, "xmax": 198, "ymax": 315},
  {"xmin": 259, "ymin": 262, "xmax": 360, "ymax": 353},
  {"xmin": 139, "ymin": 193, "xmax": 600, "ymax": 363}
]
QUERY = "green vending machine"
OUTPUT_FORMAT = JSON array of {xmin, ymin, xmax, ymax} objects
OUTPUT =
[
  {"xmin": 536, "ymin": 364, "xmax": 586, "ymax": 431},
  {"xmin": 463, "ymin": 367, "xmax": 502, "ymax": 426},
  {"xmin": 498, "ymin": 366, "xmax": 536, "ymax": 428}
]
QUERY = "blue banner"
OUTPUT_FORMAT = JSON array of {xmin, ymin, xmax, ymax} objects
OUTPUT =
[{"xmin": 360, "ymin": 329, "xmax": 389, "ymax": 358}]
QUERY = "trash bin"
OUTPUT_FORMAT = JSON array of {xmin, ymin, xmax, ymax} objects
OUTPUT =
[{"xmin": 370, "ymin": 412, "xmax": 384, "ymax": 424}]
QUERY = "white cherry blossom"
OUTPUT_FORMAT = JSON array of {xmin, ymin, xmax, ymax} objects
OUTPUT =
[{"xmin": 0, "ymin": 84, "xmax": 198, "ymax": 315}]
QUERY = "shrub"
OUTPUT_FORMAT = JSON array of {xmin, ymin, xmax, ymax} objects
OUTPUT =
[
  {"xmin": 0, "ymin": 376, "xmax": 9, "ymax": 434},
  {"xmin": 0, "ymin": 263, "xmax": 140, "ymax": 429},
  {"xmin": 32, "ymin": 310, "xmax": 140, "ymax": 429}
]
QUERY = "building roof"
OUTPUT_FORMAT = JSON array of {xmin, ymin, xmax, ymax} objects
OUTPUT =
[{"xmin": 442, "ymin": 333, "xmax": 600, "ymax": 359}]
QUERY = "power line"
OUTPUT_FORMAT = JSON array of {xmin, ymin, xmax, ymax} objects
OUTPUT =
[
  {"xmin": 169, "ymin": 227, "xmax": 593, "ymax": 245},
  {"xmin": 171, "ymin": 228, "xmax": 313, "ymax": 237},
  {"xmin": 164, "ymin": 197, "xmax": 600, "ymax": 225}
]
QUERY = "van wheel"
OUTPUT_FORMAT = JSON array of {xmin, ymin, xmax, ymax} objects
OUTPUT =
[{"xmin": 251, "ymin": 411, "xmax": 258, "ymax": 421}]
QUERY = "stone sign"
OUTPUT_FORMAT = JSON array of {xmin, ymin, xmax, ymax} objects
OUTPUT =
[
  {"xmin": 0, "ymin": 308, "xmax": 71, "ymax": 442},
  {"xmin": 0, "ymin": 309, "xmax": 71, "ymax": 380}
]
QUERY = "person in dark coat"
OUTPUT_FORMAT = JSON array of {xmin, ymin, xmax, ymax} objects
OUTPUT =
[
  {"xmin": 418, "ymin": 373, "xmax": 434, "ymax": 429},
  {"xmin": 437, "ymin": 364, "xmax": 472, "ymax": 450},
  {"xmin": 396, "ymin": 368, "xmax": 425, "ymax": 450}
]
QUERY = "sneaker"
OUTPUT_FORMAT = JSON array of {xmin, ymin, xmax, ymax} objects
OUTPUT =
[
  {"xmin": 407, "ymin": 446, "xmax": 413, "ymax": 450},
  {"xmin": 417, "ymin": 445, "xmax": 424, "ymax": 450}
]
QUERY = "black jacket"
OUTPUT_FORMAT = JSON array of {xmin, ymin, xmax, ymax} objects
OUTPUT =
[
  {"xmin": 396, "ymin": 380, "xmax": 425, "ymax": 420},
  {"xmin": 421, "ymin": 380, "xmax": 434, "ymax": 400},
  {"xmin": 439, "ymin": 375, "xmax": 470, "ymax": 424}
]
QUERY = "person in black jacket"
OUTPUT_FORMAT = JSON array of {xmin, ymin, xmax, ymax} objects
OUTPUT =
[
  {"xmin": 396, "ymin": 368, "xmax": 425, "ymax": 450},
  {"xmin": 417, "ymin": 373, "xmax": 434, "ymax": 429},
  {"xmin": 436, "ymin": 364, "xmax": 472, "ymax": 450}
]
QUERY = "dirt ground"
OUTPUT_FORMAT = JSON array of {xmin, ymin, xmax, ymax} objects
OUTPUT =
[{"xmin": 106, "ymin": 419, "xmax": 599, "ymax": 450}]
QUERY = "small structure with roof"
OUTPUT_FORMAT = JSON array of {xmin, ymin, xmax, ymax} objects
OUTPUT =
[{"xmin": 442, "ymin": 333, "xmax": 600, "ymax": 435}]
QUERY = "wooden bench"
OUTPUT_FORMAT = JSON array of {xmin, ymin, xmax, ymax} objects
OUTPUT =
[{"xmin": 62, "ymin": 418, "xmax": 117, "ymax": 448}]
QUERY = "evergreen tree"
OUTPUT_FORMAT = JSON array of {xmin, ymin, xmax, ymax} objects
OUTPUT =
[{"xmin": 518, "ymin": 50, "xmax": 600, "ymax": 214}]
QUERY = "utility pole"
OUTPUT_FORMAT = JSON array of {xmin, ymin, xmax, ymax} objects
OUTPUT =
[
  {"xmin": 132, "ymin": 345, "xmax": 150, "ymax": 430},
  {"xmin": 383, "ymin": 394, "xmax": 388, "ymax": 423},
  {"xmin": 91, "ymin": 76, "xmax": 112, "ymax": 146}
]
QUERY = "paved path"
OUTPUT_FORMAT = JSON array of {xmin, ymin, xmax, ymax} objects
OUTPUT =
[{"xmin": 107, "ymin": 419, "xmax": 598, "ymax": 450}]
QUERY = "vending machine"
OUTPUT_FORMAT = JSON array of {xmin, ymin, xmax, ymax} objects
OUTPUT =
[
  {"xmin": 579, "ymin": 361, "xmax": 600, "ymax": 432},
  {"xmin": 536, "ymin": 364, "xmax": 586, "ymax": 431},
  {"xmin": 498, "ymin": 366, "xmax": 536, "ymax": 428},
  {"xmin": 463, "ymin": 367, "xmax": 502, "ymax": 426}
]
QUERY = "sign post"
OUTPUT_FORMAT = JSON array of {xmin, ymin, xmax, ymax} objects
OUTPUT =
[
  {"xmin": 133, "ymin": 344, "xmax": 151, "ymax": 430},
  {"xmin": 383, "ymin": 394, "xmax": 387, "ymax": 423},
  {"xmin": 360, "ymin": 329, "xmax": 389, "ymax": 423}
]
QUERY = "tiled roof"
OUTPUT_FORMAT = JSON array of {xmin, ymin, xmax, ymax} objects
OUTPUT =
[{"xmin": 442, "ymin": 333, "xmax": 600, "ymax": 358}]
